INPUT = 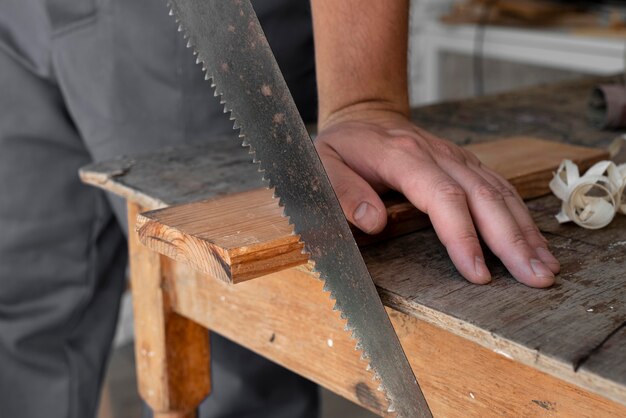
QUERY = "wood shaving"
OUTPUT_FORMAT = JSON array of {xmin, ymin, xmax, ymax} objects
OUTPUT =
[{"xmin": 550, "ymin": 138, "xmax": 626, "ymax": 229}]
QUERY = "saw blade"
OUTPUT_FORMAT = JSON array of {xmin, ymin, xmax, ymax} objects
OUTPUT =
[{"xmin": 165, "ymin": 1, "xmax": 432, "ymax": 416}]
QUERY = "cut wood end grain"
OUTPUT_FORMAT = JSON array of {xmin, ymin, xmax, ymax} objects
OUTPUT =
[{"xmin": 137, "ymin": 137, "xmax": 608, "ymax": 285}]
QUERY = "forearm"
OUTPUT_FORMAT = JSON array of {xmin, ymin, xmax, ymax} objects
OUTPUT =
[{"xmin": 310, "ymin": 0, "xmax": 410, "ymax": 129}]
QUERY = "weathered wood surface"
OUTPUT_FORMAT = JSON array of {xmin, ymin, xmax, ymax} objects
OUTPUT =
[
  {"xmin": 80, "ymin": 76, "xmax": 626, "ymax": 407},
  {"xmin": 410, "ymin": 75, "xmax": 622, "ymax": 149},
  {"xmin": 136, "ymin": 137, "xmax": 608, "ymax": 284},
  {"xmin": 368, "ymin": 195, "xmax": 626, "ymax": 407},
  {"xmin": 80, "ymin": 137, "xmax": 265, "ymax": 210}
]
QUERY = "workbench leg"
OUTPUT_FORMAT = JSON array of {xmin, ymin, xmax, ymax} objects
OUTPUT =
[{"xmin": 128, "ymin": 202, "xmax": 211, "ymax": 418}]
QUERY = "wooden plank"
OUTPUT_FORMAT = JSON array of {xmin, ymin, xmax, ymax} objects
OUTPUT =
[
  {"xmin": 137, "ymin": 136, "xmax": 607, "ymax": 283},
  {"xmin": 579, "ymin": 323, "xmax": 626, "ymax": 391},
  {"xmin": 136, "ymin": 188, "xmax": 306, "ymax": 284},
  {"xmin": 79, "ymin": 136, "xmax": 265, "ymax": 210},
  {"xmin": 162, "ymin": 258, "xmax": 626, "ymax": 417},
  {"xmin": 127, "ymin": 203, "xmax": 211, "ymax": 417},
  {"xmin": 409, "ymin": 76, "xmax": 621, "ymax": 149},
  {"xmin": 464, "ymin": 137, "xmax": 607, "ymax": 199}
]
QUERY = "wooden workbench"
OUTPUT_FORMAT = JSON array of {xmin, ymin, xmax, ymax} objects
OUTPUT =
[{"xmin": 81, "ymin": 76, "xmax": 626, "ymax": 417}]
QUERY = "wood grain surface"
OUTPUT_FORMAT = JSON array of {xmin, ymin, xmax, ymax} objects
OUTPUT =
[
  {"xmin": 136, "ymin": 188, "xmax": 306, "ymax": 284},
  {"xmin": 160, "ymin": 250, "xmax": 626, "ymax": 417},
  {"xmin": 127, "ymin": 204, "xmax": 210, "ymax": 417}
]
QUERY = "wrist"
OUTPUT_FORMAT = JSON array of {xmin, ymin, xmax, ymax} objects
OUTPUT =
[{"xmin": 318, "ymin": 100, "xmax": 410, "ymax": 131}]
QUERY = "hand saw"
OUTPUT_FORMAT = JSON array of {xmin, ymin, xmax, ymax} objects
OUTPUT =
[{"xmin": 165, "ymin": 1, "xmax": 432, "ymax": 416}]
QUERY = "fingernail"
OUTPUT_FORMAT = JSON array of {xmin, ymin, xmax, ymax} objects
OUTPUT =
[
  {"xmin": 535, "ymin": 247, "xmax": 560, "ymax": 268},
  {"xmin": 530, "ymin": 258, "xmax": 555, "ymax": 280},
  {"xmin": 474, "ymin": 256, "xmax": 492, "ymax": 283},
  {"xmin": 354, "ymin": 202, "xmax": 380, "ymax": 233}
]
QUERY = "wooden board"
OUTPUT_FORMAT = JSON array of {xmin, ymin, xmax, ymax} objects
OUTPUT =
[
  {"xmin": 80, "ymin": 135, "xmax": 265, "ymax": 210},
  {"xmin": 136, "ymin": 188, "xmax": 306, "ymax": 284},
  {"xmin": 137, "ymin": 136, "xmax": 607, "ymax": 284},
  {"xmin": 127, "ymin": 204, "xmax": 210, "ymax": 417},
  {"xmin": 464, "ymin": 137, "xmax": 607, "ymax": 199}
]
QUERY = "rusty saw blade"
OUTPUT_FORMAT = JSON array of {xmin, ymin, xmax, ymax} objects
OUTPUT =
[{"xmin": 165, "ymin": 0, "xmax": 432, "ymax": 416}]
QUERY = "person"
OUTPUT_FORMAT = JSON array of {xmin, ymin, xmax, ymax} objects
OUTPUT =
[{"xmin": 0, "ymin": 0, "xmax": 559, "ymax": 417}]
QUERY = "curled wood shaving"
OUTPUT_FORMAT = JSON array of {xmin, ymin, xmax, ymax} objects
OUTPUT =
[{"xmin": 550, "ymin": 138, "xmax": 626, "ymax": 229}]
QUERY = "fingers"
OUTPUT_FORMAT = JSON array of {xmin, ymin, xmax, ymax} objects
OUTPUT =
[
  {"xmin": 470, "ymin": 164, "xmax": 560, "ymax": 275},
  {"xmin": 320, "ymin": 150, "xmax": 387, "ymax": 234},
  {"xmin": 385, "ymin": 159, "xmax": 492, "ymax": 284},
  {"xmin": 423, "ymin": 176, "xmax": 492, "ymax": 284},
  {"xmin": 316, "ymin": 122, "xmax": 558, "ymax": 288},
  {"xmin": 440, "ymin": 160, "xmax": 556, "ymax": 288}
]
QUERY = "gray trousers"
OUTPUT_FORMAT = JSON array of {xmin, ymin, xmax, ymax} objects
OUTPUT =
[{"xmin": 0, "ymin": 0, "xmax": 318, "ymax": 417}]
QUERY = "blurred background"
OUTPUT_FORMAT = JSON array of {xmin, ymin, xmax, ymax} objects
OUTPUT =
[{"xmin": 99, "ymin": 0, "xmax": 626, "ymax": 416}]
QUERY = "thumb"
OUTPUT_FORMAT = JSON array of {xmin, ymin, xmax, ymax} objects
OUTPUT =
[{"xmin": 323, "ymin": 156, "xmax": 387, "ymax": 234}]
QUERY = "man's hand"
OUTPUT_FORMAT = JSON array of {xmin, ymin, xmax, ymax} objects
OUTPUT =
[
  {"xmin": 315, "ymin": 112, "xmax": 560, "ymax": 288},
  {"xmin": 311, "ymin": 0, "xmax": 559, "ymax": 287}
]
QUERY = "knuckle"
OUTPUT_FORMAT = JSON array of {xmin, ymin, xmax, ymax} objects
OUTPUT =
[
  {"xmin": 388, "ymin": 135, "xmax": 420, "ymax": 154},
  {"xmin": 507, "ymin": 232, "xmax": 529, "ymax": 249},
  {"xmin": 433, "ymin": 180, "xmax": 466, "ymax": 202},
  {"xmin": 456, "ymin": 231, "xmax": 479, "ymax": 245},
  {"xmin": 472, "ymin": 183, "xmax": 504, "ymax": 202},
  {"xmin": 497, "ymin": 185, "xmax": 516, "ymax": 199},
  {"xmin": 520, "ymin": 223, "xmax": 541, "ymax": 237},
  {"xmin": 430, "ymin": 139, "xmax": 465, "ymax": 162}
]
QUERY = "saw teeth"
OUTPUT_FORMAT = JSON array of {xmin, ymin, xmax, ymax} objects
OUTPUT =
[{"xmin": 166, "ymin": 4, "xmax": 401, "ymax": 415}]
